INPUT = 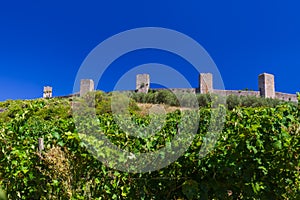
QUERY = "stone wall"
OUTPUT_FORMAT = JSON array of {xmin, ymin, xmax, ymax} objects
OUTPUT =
[
  {"xmin": 136, "ymin": 74, "xmax": 150, "ymax": 93},
  {"xmin": 47, "ymin": 73, "xmax": 298, "ymax": 103},
  {"xmin": 80, "ymin": 79, "xmax": 94, "ymax": 97},
  {"xmin": 275, "ymin": 92, "xmax": 298, "ymax": 102},
  {"xmin": 132, "ymin": 72, "xmax": 297, "ymax": 102},
  {"xmin": 43, "ymin": 86, "xmax": 52, "ymax": 98},
  {"xmin": 199, "ymin": 73, "xmax": 213, "ymax": 94},
  {"xmin": 259, "ymin": 73, "xmax": 275, "ymax": 98},
  {"xmin": 213, "ymin": 89, "xmax": 260, "ymax": 97},
  {"xmin": 152, "ymin": 88, "xmax": 197, "ymax": 94}
]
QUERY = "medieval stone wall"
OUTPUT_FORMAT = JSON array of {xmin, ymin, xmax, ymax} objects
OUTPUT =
[
  {"xmin": 43, "ymin": 72, "xmax": 298, "ymax": 103},
  {"xmin": 275, "ymin": 92, "xmax": 298, "ymax": 102},
  {"xmin": 136, "ymin": 74, "xmax": 150, "ymax": 93},
  {"xmin": 199, "ymin": 73, "xmax": 213, "ymax": 94},
  {"xmin": 80, "ymin": 79, "xmax": 94, "ymax": 97},
  {"xmin": 134, "ymin": 72, "xmax": 297, "ymax": 102},
  {"xmin": 213, "ymin": 89, "xmax": 260, "ymax": 97},
  {"xmin": 43, "ymin": 86, "xmax": 52, "ymax": 98},
  {"xmin": 152, "ymin": 88, "xmax": 197, "ymax": 94},
  {"xmin": 259, "ymin": 73, "xmax": 275, "ymax": 98}
]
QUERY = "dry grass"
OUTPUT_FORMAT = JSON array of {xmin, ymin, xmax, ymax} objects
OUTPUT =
[
  {"xmin": 137, "ymin": 103, "xmax": 191, "ymax": 116},
  {"xmin": 37, "ymin": 146, "xmax": 72, "ymax": 199}
]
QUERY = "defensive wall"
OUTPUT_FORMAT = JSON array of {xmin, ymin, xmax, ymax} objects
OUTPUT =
[{"xmin": 43, "ymin": 72, "xmax": 298, "ymax": 102}]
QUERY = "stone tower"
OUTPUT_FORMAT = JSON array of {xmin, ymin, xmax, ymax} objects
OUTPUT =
[
  {"xmin": 199, "ymin": 73, "xmax": 213, "ymax": 94},
  {"xmin": 258, "ymin": 73, "xmax": 275, "ymax": 98},
  {"xmin": 136, "ymin": 74, "xmax": 150, "ymax": 93},
  {"xmin": 80, "ymin": 79, "xmax": 94, "ymax": 97},
  {"xmin": 43, "ymin": 86, "xmax": 52, "ymax": 98}
]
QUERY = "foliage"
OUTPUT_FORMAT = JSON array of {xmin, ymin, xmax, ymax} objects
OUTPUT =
[
  {"xmin": 226, "ymin": 95, "xmax": 286, "ymax": 110},
  {"xmin": 0, "ymin": 188, "xmax": 6, "ymax": 200},
  {"xmin": 131, "ymin": 90, "xmax": 288, "ymax": 109},
  {"xmin": 0, "ymin": 95, "xmax": 299, "ymax": 199},
  {"xmin": 75, "ymin": 91, "xmax": 140, "ymax": 115}
]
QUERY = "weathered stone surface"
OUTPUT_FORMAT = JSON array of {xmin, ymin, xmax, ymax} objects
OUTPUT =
[
  {"xmin": 275, "ymin": 92, "xmax": 297, "ymax": 102},
  {"xmin": 151, "ymin": 88, "xmax": 197, "ymax": 94},
  {"xmin": 43, "ymin": 86, "xmax": 52, "ymax": 98},
  {"xmin": 54, "ymin": 72, "xmax": 297, "ymax": 103},
  {"xmin": 80, "ymin": 79, "xmax": 94, "ymax": 97},
  {"xmin": 199, "ymin": 73, "xmax": 213, "ymax": 94},
  {"xmin": 259, "ymin": 73, "xmax": 275, "ymax": 98},
  {"xmin": 136, "ymin": 74, "xmax": 150, "ymax": 93},
  {"xmin": 213, "ymin": 89, "xmax": 260, "ymax": 97}
]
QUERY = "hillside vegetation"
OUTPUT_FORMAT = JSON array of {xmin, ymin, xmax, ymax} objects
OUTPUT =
[{"xmin": 0, "ymin": 91, "xmax": 299, "ymax": 199}]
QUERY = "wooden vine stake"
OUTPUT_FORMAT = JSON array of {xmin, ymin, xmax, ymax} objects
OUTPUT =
[{"xmin": 38, "ymin": 138, "xmax": 44, "ymax": 153}]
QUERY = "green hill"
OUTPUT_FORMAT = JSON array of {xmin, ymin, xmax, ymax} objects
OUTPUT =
[{"xmin": 0, "ymin": 92, "xmax": 299, "ymax": 199}]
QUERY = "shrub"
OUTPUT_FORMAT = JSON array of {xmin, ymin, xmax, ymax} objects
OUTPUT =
[{"xmin": 1, "ymin": 94, "xmax": 299, "ymax": 199}]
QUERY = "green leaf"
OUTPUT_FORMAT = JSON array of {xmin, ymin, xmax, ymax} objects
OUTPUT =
[
  {"xmin": 273, "ymin": 140, "xmax": 282, "ymax": 149},
  {"xmin": 52, "ymin": 131, "xmax": 60, "ymax": 139},
  {"xmin": 182, "ymin": 180, "xmax": 199, "ymax": 200}
]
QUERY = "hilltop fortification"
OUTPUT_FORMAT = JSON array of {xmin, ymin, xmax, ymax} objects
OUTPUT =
[{"xmin": 43, "ymin": 72, "xmax": 298, "ymax": 102}]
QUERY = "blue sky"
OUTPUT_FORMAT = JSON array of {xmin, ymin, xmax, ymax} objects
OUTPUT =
[{"xmin": 0, "ymin": 0, "xmax": 299, "ymax": 101}]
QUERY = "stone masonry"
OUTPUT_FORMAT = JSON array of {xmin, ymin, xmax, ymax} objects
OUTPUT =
[
  {"xmin": 80, "ymin": 79, "xmax": 94, "ymax": 97},
  {"xmin": 259, "ymin": 73, "xmax": 275, "ymax": 98},
  {"xmin": 136, "ymin": 74, "xmax": 150, "ymax": 93},
  {"xmin": 43, "ymin": 86, "xmax": 52, "ymax": 98},
  {"xmin": 199, "ymin": 73, "xmax": 213, "ymax": 94},
  {"xmin": 134, "ymin": 72, "xmax": 297, "ymax": 102},
  {"xmin": 44, "ymin": 73, "xmax": 297, "ymax": 102}
]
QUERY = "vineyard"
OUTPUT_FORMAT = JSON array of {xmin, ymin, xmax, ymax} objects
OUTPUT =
[{"xmin": 0, "ymin": 91, "xmax": 299, "ymax": 199}]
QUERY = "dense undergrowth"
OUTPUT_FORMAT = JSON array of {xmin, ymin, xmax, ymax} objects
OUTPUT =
[
  {"xmin": 130, "ymin": 89, "xmax": 288, "ymax": 109},
  {"xmin": 0, "ymin": 91, "xmax": 299, "ymax": 199}
]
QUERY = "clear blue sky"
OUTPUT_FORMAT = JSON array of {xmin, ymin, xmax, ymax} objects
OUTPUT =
[{"xmin": 0, "ymin": 0, "xmax": 299, "ymax": 101}]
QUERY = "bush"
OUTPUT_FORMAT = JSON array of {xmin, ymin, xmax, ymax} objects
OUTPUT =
[
  {"xmin": 0, "ymin": 97, "xmax": 299, "ymax": 199},
  {"xmin": 78, "ymin": 91, "xmax": 140, "ymax": 115},
  {"xmin": 131, "ymin": 90, "xmax": 287, "ymax": 110},
  {"xmin": 226, "ymin": 95, "xmax": 287, "ymax": 110}
]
